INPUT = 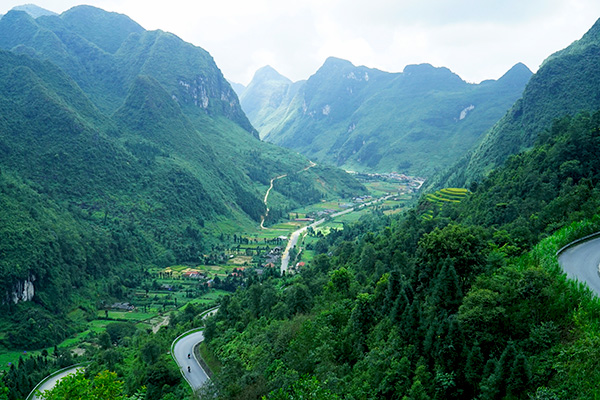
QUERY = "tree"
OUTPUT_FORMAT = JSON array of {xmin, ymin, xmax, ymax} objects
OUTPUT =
[
  {"xmin": 39, "ymin": 370, "xmax": 143, "ymax": 400},
  {"xmin": 507, "ymin": 352, "xmax": 532, "ymax": 397},
  {"xmin": 99, "ymin": 331, "xmax": 112, "ymax": 350},
  {"xmin": 416, "ymin": 224, "xmax": 488, "ymax": 291},
  {"xmin": 263, "ymin": 375, "xmax": 340, "ymax": 399},
  {"xmin": 328, "ymin": 267, "xmax": 352, "ymax": 296},
  {"xmin": 141, "ymin": 340, "xmax": 161, "ymax": 365}
]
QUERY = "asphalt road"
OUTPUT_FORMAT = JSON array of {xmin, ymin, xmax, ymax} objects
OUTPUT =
[
  {"xmin": 173, "ymin": 330, "xmax": 210, "ymax": 391},
  {"xmin": 280, "ymin": 195, "xmax": 393, "ymax": 274},
  {"xmin": 558, "ymin": 236, "xmax": 600, "ymax": 296},
  {"xmin": 30, "ymin": 365, "xmax": 85, "ymax": 400}
]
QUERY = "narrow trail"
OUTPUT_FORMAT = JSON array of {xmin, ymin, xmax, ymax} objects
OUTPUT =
[{"xmin": 260, "ymin": 161, "xmax": 316, "ymax": 230}]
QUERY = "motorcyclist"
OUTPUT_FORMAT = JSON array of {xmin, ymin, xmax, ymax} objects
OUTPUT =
[
  {"xmin": 187, "ymin": 366, "xmax": 191, "ymax": 372},
  {"xmin": 187, "ymin": 353, "xmax": 191, "ymax": 359}
]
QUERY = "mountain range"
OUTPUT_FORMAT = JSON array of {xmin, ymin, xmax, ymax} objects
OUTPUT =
[
  {"xmin": 0, "ymin": 5, "xmax": 364, "ymax": 346},
  {"xmin": 241, "ymin": 58, "xmax": 532, "ymax": 177},
  {"xmin": 434, "ymin": 17, "xmax": 600, "ymax": 187}
]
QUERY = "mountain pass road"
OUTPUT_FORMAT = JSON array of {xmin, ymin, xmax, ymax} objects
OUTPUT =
[
  {"xmin": 558, "ymin": 235, "xmax": 600, "ymax": 296},
  {"xmin": 29, "ymin": 365, "xmax": 85, "ymax": 400},
  {"xmin": 173, "ymin": 330, "xmax": 210, "ymax": 391}
]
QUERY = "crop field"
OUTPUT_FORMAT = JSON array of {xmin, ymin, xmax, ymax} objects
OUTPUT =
[
  {"xmin": 363, "ymin": 181, "xmax": 405, "ymax": 196},
  {"xmin": 422, "ymin": 188, "xmax": 469, "ymax": 219}
]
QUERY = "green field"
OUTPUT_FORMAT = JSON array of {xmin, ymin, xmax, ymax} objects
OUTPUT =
[{"xmin": 422, "ymin": 188, "xmax": 469, "ymax": 219}]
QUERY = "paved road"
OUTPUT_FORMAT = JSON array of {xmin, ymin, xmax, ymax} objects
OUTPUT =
[
  {"xmin": 173, "ymin": 330, "xmax": 210, "ymax": 391},
  {"xmin": 280, "ymin": 217, "xmax": 325, "ymax": 273},
  {"xmin": 280, "ymin": 196, "xmax": 393, "ymax": 274},
  {"xmin": 558, "ymin": 236, "xmax": 600, "ymax": 296},
  {"xmin": 29, "ymin": 365, "xmax": 85, "ymax": 400}
]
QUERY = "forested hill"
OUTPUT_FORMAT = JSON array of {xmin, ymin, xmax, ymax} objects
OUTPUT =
[
  {"xmin": 0, "ymin": 5, "xmax": 255, "ymax": 134},
  {"xmin": 203, "ymin": 109, "xmax": 600, "ymax": 399},
  {"xmin": 0, "ymin": 6, "xmax": 365, "ymax": 349},
  {"xmin": 434, "ymin": 17, "xmax": 600, "ymax": 188},
  {"xmin": 245, "ymin": 58, "xmax": 531, "ymax": 177}
]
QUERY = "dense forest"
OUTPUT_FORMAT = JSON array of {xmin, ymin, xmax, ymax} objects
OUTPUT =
[{"xmin": 198, "ymin": 111, "xmax": 600, "ymax": 399}]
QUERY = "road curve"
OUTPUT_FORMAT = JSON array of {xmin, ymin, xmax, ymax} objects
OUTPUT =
[
  {"xmin": 172, "ymin": 330, "xmax": 210, "ymax": 391},
  {"xmin": 558, "ymin": 236, "xmax": 600, "ymax": 296},
  {"xmin": 29, "ymin": 365, "xmax": 85, "ymax": 400}
]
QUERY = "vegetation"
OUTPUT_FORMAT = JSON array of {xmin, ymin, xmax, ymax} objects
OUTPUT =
[
  {"xmin": 247, "ymin": 58, "xmax": 531, "ymax": 176},
  {"xmin": 2, "ymin": 5, "xmax": 600, "ymax": 400},
  {"xmin": 422, "ymin": 188, "xmax": 469, "ymax": 220},
  {"xmin": 201, "ymin": 108, "xmax": 600, "ymax": 399},
  {"xmin": 0, "ymin": 6, "xmax": 364, "ymax": 352},
  {"xmin": 435, "ymin": 17, "xmax": 600, "ymax": 188}
]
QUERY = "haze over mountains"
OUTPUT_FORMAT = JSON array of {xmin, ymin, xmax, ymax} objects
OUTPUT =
[{"xmin": 240, "ymin": 58, "xmax": 532, "ymax": 177}]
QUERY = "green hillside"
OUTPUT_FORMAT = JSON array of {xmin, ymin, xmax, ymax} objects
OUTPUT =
[
  {"xmin": 249, "ymin": 58, "xmax": 531, "ymax": 177},
  {"xmin": 201, "ymin": 108, "xmax": 600, "ymax": 400},
  {"xmin": 421, "ymin": 188, "xmax": 469, "ymax": 220},
  {"xmin": 0, "ymin": 6, "xmax": 365, "ymax": 349},
  {"xmin": 435, "ymin": 17, "xmax": 600, "ymax": 188}
]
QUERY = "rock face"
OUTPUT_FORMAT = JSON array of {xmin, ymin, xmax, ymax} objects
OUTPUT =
[{"xmin": 9, "ymin": 275, "xmax": 35, "ymax": 304}]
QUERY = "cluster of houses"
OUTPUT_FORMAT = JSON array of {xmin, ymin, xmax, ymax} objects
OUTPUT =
[{"xmin": 182, "ymin": 270, "xmax": 207, "ymax": 280}]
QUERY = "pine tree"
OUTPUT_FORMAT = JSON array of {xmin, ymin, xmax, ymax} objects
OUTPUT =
[
  {"xmin": 464, "ymin": 343, "xmax": 484, "ymax": 388},
  {"xmin": 479, "ymin": 358, "xmax": 499, "ymax": 400},
  {"xmin": 431, "ymin": 260, "xmax": 463, "ymax": 312},
  {"xmin": 507, "ymin": 352, "xmax": 532, "ymax": 397}
]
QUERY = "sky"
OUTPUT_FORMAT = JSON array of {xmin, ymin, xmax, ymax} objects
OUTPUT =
[{"xmin": 2, "ymin": 0, "xmax": 600, "ymax": 85}]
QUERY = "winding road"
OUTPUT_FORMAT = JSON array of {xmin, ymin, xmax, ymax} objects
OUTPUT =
[
  {"xmin": 558, "ymin": 235, "xmax": 600, "ymax": 296},
  {"xmin": 171, "ymin": 307, "xmax": 218, "ymax": 392},
  {"xmin": 260, "ymin": 161, "xmax": 317, "ymax": 229},
  {"xmin": 29, "ymin": 365, "xmax": 85, "ymax": 400},
  {"xmin": 172, "ymin": 330, "xmax": 210, "ymax": 391}
]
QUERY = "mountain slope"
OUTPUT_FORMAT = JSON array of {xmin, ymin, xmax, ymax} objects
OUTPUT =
[
  {"xmin": 248, "ymin": 58, "xmax": 531, "ymax": 176},
  {"xmin": 438, "ymin": 17, "xmax": 600, "ymax": 187},
  {"xmin": 7, "ymin": 4, "xmax": 56, "ymax": 18},
  {"xmin": 240, "ymin": 65, "xmax": 304, "ymax": 137},
  {"xmin": 0, "ymin": 6, "xmax": 365, "ymax": 348}
]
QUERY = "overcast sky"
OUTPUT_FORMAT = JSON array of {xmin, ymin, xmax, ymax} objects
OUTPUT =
[{"xmin": 2, "ymin": 1, "xmax": 600, "ymax": 85}]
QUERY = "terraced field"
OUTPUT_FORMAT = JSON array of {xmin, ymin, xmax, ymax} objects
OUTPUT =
[{"xmin": 422, "ymin": 188, "xmax": 469, "ymax": 220}]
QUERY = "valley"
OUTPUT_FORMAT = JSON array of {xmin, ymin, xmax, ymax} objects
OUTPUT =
[
  {"xmin": 2, "ymin": 3, "xmax": 600, "ymax": 400},
  {"xmin": 2, "ymin": 168, "xmax": 414, "ymax": 398}
]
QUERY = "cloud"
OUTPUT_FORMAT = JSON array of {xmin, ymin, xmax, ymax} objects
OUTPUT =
[{"xmin": 1, "ymin": 0, "xmax": 600, "ymax": 84}]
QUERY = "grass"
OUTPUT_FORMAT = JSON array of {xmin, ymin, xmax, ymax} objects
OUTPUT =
[
  {"xmin": 197, "ymin": 342, "xmax": 222, "ymax": 375},
  {"xmin": 96, "ymin": 310, "xmax": 156, "ymax": 321}
]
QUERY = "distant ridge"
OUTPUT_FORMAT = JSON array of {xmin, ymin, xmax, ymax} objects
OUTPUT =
[
  {"xmin": 243, "ymin": 58, "xmax": 531, "ymax": 176},
  {"xmin": 434, "ymin": 17, "xmax": 600, "ymax": 188},
  {"xmin": 9, "ymin": 4, "xmax": 57, "ymax": 18}
]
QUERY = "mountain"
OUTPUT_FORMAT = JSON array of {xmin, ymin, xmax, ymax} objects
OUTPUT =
[
  {"xmin": 246, "ymin": 58, "xmax": 531, "ymax": 177},
  {"xmin": 0, "ymin": 6, "xmax": 365, "ymax": 348},
  {"xmin": 229, "ymin": 80, "xmax": 246, "ymax": 97},
  {"xmin": 203, "ymin": 109, "xmax": 600, "ymax": 399},
  {"xmin": 436, "ymin": 17, "xmax": 600, "ymax": 187},
  {"xmin": 240, "ymin": 65, "xmax": 305, "ymax": 137},
  {"xmin": 6, "ymin": 4, "xmax": 57, "ymax": 18}
]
